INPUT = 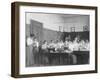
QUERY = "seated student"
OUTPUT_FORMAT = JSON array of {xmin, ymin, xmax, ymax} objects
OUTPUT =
[
  {"xmin": 64, "ymin": 38, "xmax": 77, "ymax": 64},
  {"xmin": 70, "ymin": 41, "xmax": 78, "ymax": 64},
  {"xmin": 41, "ymin": 40, "xmax": 48, "ymax": 53},
  {"xmin": 64, "ymin": 39, "xmax": 73, "ymax": 53},
  {"xmin": 72, "ymin": 36, "xmax": 80, "ymax": 51},
  {"xmin": 48, "ymin": 40, "xmax": 55, "ymax": 52},
  {"xmin": 59, "ymin": 40, "xmax": 64, "ymax": 48},
  {"xmin": 56, "ymin": 40, "xmax": 64, "ymax": 53},
  {"xmin": 54, "ymin": 40, "xmax": 59, "ymax": 52},
  {"xmin": 48, "ymin": 40, "xmax": 55, "ymax": 47},
  {"xmin": 85, "ymin": 40, "xmax": 90, "ymax": 51},
  {"xmin": 79, "ymin": 40, "xmax": 87, "ymax": 51}
]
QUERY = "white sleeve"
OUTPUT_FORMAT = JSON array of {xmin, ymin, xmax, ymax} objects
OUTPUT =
[
  {"xmin": 37, "ymin": 42, "xmax": 39, "ymax": 47},
  {"xmin": 27, "ymin": 38, "xmax": 33, "ymax": 46}
]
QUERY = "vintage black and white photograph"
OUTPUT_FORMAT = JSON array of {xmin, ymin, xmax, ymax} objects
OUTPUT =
[{"xmin": 26, "ymin": 13, "xmax": 90, "ymax": 67}]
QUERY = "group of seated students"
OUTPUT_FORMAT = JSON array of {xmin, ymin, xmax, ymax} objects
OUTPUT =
[
  {"xmin": 40, "ymin": 37, "xmax": 90, "ymax": 53},
  {"xmin": 27, "ymin": 35, "xmax": 90, "ymax": 54}
]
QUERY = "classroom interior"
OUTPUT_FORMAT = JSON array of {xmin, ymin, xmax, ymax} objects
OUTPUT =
[{"xmin": 25, "ymin": 13, "xmax": 90, "ymax": 67}]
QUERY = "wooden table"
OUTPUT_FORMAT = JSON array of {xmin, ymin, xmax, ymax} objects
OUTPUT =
[{"xmin": 35, "ymin": 51, "xmax": 89, "ymax": 66}]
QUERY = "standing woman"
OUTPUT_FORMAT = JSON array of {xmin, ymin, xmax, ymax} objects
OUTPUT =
[
  {"xmin": 26, "ymin": 34, "xmax": 35, "ymax": 67},
  {"xmin": 32, "ymin": 37, "xmax": 39, "ymax": 65}
]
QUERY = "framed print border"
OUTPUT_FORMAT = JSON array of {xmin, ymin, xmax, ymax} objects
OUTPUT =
[{"xmin": 11, "ymin": 2, "xmax": 98, "ymax": 78}]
